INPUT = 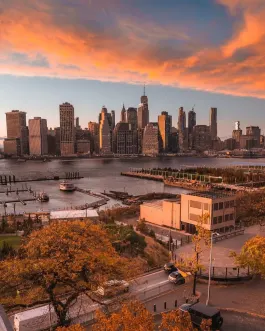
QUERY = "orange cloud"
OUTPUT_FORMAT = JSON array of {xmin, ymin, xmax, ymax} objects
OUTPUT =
[{"xmin": 1, "ymin": 0, "xmax": 265, "ymax": 99}]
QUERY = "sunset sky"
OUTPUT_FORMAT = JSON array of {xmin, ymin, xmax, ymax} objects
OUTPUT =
[{"xmin": 1, "ymin": 0, "xmax": 265, "ymax": 137}]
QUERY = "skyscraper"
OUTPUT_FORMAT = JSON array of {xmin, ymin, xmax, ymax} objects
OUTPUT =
[
  {"xmin": 142, "ymin": 123, "xmax": 159, "ymax": 155},
  {"xmin": 99, "ymin": 108, "xmax": 111, "ymax": 154},
  {"xmin": 210, "ymin": 107, "xmax": 217, "ymax": 140},
  {"xmin": 126, "ymin": 107, "xmax": 138, "ymax": 130},
  {"xmin": 112, "ymin": 122, "xmax": 137, "ymax": 155},
  {"xmin": 138, "ymin": 85, "xmax": 149, "ymax": 130},
  {"xmin": 188, "ymin": 109, "xmax": 196, "ymax": 134},
  {"xmin": 28, "ymin": 117, "xmax": 48, "ymax": 155},
  {"xmin": 5, "ymin": 110, "xmax": 28, "ymax": 155},
  {"xmin": 111, "ymin": 110, "xmax": 116, "ymax": 130},
  {"xmin": 88, "ymin": 121, "xmax": 100, "ymax": 154},
  {"xmin": 178, "ymin": 107, "xmax": 187, "ymax": 152},
  {"xmin": 158, "ymin": 111, "xmax": 171, "ymax": 153},
  {"xmin": 59, "ymin": 102, "xmax": 75, "ymax": 155},
  {"xmin": 121, "ymin": 104, "xmax": 126, "ymax": 122}
]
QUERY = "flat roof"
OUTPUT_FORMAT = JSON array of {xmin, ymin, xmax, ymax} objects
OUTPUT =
[
  {"xmin": 183, "ymin": 191, "xmax": 234, "ymax": 200},
  {"xmin": 190, "ymin": 303, "xmax": 219, "ymax": 317},
  {"xmin": 50, "ymin": 209, "xmax": 98, "ymax": 219}
]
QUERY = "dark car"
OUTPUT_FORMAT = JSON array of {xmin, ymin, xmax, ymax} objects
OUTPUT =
[
  {"xmin": 168, "ymin": 271, "xmax": 185, "ymax": 285},
  {"xmin": 164, "ymin": 262, "xmax": 178, "ymax": 274},
  {"xmin": 179, "ymin": 302, "xmax": 223, "ymax": 330}
]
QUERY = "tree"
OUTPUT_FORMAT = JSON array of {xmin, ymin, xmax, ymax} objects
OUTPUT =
[
  {"xmin": 160, "ymin": 310, "xmax": 196, "ymax": 330},
  {"xmin": 92, "ymin": 301, "xmax": 154, "ymax": 331},
  {"xmin": 0, "ymin": 241, "xmax": 16, "ymax": 260},
  {"xmin": 231, "ymin": 235, "xmax": 265, "ymax": 276},
  {"xmin": 0, "ymin": 220, "xmax": 129, "ymax": 327},
  {"xmin": 177, "ymin": 214, "xmax": 211, "ymax": 295}
]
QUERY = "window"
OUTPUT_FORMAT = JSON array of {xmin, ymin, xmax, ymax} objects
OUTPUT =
[
  {"xmin": 214, "ymin": 203, "xmax": 219, "ymax": 211},
  {"xmin": 219, "ymin": 202, "xmax": 224, "ymax": 210},
  {"xmin": 225, "ymin": 201, "xmax": 230, "ymax": 208},
  {"xmin": 218, "ymin": 216, "xmax": 222, "ymax": 223},
  {"xmin": 190, "ymin": 200, "xmax": 202, "ymax": 209},
  {"xmin": 213, "ymin": 217, "xmax": 218, "ymax": 224},
  {"xmin": 225, "ymin": 214, "xmax": 229, "ymax": 222},
  {"xmin": 204, "ymin": 203, "xmax": 209, "ymax": 211},
  {"xmin": 230, "ymin": 200, "xmax": 235, "ymax": 208},
  {"xmin": 189, "ymin": 213, "xmax": 200, "ymax": 221},
  {"xmin": 230, "ymin": 213, "xmax": 234, "ymax": 221}
]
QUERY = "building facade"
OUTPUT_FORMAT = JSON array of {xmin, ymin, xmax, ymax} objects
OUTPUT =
[
  {"xmin": 178, "ymin": 107, "xmax": 187, "ymax": 152},
  {"xmin": 99, "ymin": 108, "xmax": 112, "ymax": 154},
  {"xmin": 158, "ymin": 111, "xmax": 171, "ymax": 153},
  {"xmin": 59, "ymin": 102, "xmax": 75, "ymax": 155},
  {"xmin": 142, "ymin": 123, "xmax": 159, "ymax": 155},
  {"xmin": 5, "ymin": 110, "xmax": 28, "ymax": 156},
  {"xmin": 112, "ymin": 122, "xmax": 137, "ymax": 154},
  {"xmin": 120, "ymin": 104, "xmax": 126, "ymax": 122},
  {"xmin": 126, "ymin": 107, "xmax": 138, "ymax": 130},
  {"xmin": 28, "ymin": 117, "xmax": 48, "ymax": 155},
  {"xmin": 210, "ymin": 107, "xmax": 218, "ymax": 140},
  {"xmin": 193, "ymin": 125, "xmax": 211, "ymax": 151},
  {"xmin": 88, "ymin": 121, "xmax": 100, "ymax": 154}
]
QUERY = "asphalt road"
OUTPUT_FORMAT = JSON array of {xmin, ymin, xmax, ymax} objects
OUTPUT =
[{"xmin": 221, "ymin": 311, "xmax": 265, "ymax": 331}]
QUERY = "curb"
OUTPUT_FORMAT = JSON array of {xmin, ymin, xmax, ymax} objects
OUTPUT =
[{"xmin": 219, "ymin": 307, "xmax": 265, "ymax": 320}]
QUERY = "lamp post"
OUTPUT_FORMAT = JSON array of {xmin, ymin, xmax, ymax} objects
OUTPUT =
[{"xmin": 206, "ymin": 231, "xmax": 220, "ymax": 306}]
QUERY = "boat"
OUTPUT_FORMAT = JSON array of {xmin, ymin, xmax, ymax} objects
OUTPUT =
[
  {"xmin": 37, "ymin": 192, "xmax": 49, "ymax": 202},
  {"xmin": 59, "ymin": 181, "xmax": 76, "ymax": 192}
]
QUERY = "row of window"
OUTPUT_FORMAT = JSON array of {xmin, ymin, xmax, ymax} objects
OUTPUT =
[
  {"xmin": 213, "ymin": 200, "xmax": 235, "ymax": 211},
  {"xmin": 213, "ymin": 214, "xmax": 234, "ymax": 224},
  {"xmin": 190, "ymin": 200, "xmax": 209, "ymax": 210}
]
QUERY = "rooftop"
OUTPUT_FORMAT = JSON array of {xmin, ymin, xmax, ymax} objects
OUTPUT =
[
  {"xmin": 184, "ymin": 191, "xmax": 234, "ymax": 200},
  {"xmin": 50, "ymin": 209, "xmax": 98, "ymax": 220},
  {"xmin": 190, "ymin": 302, "xmax": 219, "ymax": 317}
]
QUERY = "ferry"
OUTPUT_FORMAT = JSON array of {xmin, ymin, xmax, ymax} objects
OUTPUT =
[
  {"xmin": 37, "ymin": 192, "xmax": 49, "ymax": 202},
  {"xmin": 59, "ymin": 181, "xmax": 76, "ymax": 192}
]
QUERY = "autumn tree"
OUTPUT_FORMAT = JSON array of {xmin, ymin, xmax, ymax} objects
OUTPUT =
[
  {"xmin": 0, "ymin": 220, "xmax": 129, "ymax": 327},
  {"xmin": 177, "ymin": 214, "xmax": 211, "ymax": 295},
  {"xmin": 92, "ymin": 300, "xmax": 154, "ymax": 331},
  {"xmin": 160, "ymin": 309, "xmax": 196, "ymax": 331},
  {"xmin": 56, "ymin": 325, "xmax": 85, "ymax": 331},
  {"xmin": 231, "ymin": 235, "xmax": 265, "ymax": 276}
]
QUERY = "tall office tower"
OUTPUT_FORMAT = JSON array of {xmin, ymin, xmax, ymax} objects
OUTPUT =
[
  {"xmin": 112, "ymin": 123, "xmax": 137, "ymax": 154},
  {"xmin": 75, "ymin": 117, "xmax": 80, "ymax": 129},
  {"xmin": 142, "ymin": 123, "xmax": 159, "ymax": 155},
  {"xmin": 232, "ymin": 121, "xmax": 242, "ymax": 149},
  {"xmin": 188, "ymin": 109, "xmax": 196, "ymax": 134},
  {"xmin": 111, "ymin": 110, "xmax": 116, "ymax": 130},
  {"xmin": 59, "ymin": 102, "xmax": 75, "ymax": 155},
  {"xmin": 88, "ymin": 121, "xmax": 100, "ymax": 154},
  {"xmin": 99, "ymin": 109, "xmax": 111, "ymax": 154},
  {"xmin": 178, "ymin": 107, "xmax": 187, "ymax": 152},
  {"xmin": 121, "ymin": 104, "xmax": 126, "ymax": 122},
  {"xmin": 5, "ymin": 110, "xmax": 29, "ymax": 156},
  {"xmin": 138, "ymin": 85, "xmax": 149, "ymax": 130},
  {"xmin": 126, "ymin": 107, "xmax": 138, "ymax": 130},
  {"xmin": 28, "ymin": 117, "xmax": 48, "ymax": 155},
  {"xmin": 158, "ymin": 111, "xmax": 171, "ymax": 153},
  {"xmin": 193, "ymin": 125, "xmax": 211, "ymax": 151},
  {"xmin": 210, "ymin": 107, "xmax": 217, "ymax": 140}
]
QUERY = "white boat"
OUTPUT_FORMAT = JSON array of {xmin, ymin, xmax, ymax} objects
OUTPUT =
[
  {"xmin": 59, "ymin": 181, "xmax": 75, "ymax": 192},
  {"xmin": 37, "ymin": 192, "xmax": 49, "ymax": 202}
]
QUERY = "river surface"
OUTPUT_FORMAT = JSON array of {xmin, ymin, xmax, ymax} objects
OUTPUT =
[{"xmin": 0, "ymin": 157, "xmax": 264, "ymax": 214}]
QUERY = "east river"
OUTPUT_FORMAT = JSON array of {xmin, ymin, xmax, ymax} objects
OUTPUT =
[{"xmin": 0, "ymin": 157, "xmax": 265, "ymax": 214}]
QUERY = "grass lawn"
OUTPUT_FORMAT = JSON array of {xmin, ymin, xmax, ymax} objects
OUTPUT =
[{"xmin": 0, "ymin": 235, "xmax": 21, "ymax": 249}]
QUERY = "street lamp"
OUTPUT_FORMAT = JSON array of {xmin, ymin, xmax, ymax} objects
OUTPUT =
[{"xmin": 206, "ymin": 231, "xmax": 220, "ymax": 306}]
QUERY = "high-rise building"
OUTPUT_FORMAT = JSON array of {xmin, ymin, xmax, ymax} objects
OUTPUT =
[
  {"xmin": 99, "ymin": 108, "xmax": 112, "ymax": 154},
  {"xmin": 121, "ymin": 104, "xmax": 126, "ymax": 122},
  {"xmin": 158, "ymin": 111, "xmax": 171, "ymax": 153},
  {"xmin": 210, "ymin": 107, "xmax": 217, "ymax": 140},
  {"xmin": 5, "ymin": 110, "xmax": 29, "ymax": 155},
  {"xmin": 112, "ymin": 122, "xmax": 137, "ymax": 155},
  {"xmin": 138, "ymin": 86, "xmax": 149, "ymax": 130},
  {"xmin": 59, "ymin": 102, "xmax": 75, "ymax": 155},
  {"xmin": 28, "ymin": 117, "xmax": 48, "ymax": 155},
  {"xmin": 232, "ymin": 121, "xmax": 242, "ymax": 149},
  {"xmin": 193, "ymin": 125, "xmax": 211, "ymax": 151},
  {"xmin": 126, "ymin": 107, "xmax": 138, "ymax": 130},
  {"xmin": 142, "ymin": 123, "xmax": 159, "ymax": 155},
  {"xmin": 75, "ymin": 117, "xmax": 80, "ymax": 129},
  {"xmin": 178, "ymin": 107, "xmax": 187, "ymax": 152},
  {"xmin": 111, "ymin": 110, "xmax": 116, "ymax": 130},
  {"xmin": 88, "ymin": 122, "xmax": 100, "ymax": 154},
  {"xmin": 188, "ymin": 109, "xmax": 196, "ymax": 134}
]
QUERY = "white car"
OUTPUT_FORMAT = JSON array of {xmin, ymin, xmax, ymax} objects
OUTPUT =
[{"xmin": 96, "ymin": 280, "xmax": 130, "ymax": 297}]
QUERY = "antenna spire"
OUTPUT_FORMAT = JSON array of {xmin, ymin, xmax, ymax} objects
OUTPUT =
[{"xmin": 143, "ymin": 83, "xmax": 146, "ymax": 96}]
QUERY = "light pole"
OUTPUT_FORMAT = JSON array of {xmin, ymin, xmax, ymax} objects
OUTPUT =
[{"xmin": 206, "ymin": 231, "xmax": 220, "ymax": 306}]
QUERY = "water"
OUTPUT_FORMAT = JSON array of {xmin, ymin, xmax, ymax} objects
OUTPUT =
[{"xmin": 0, "ymin": 157, "xmax": 264, "ymax": 214}]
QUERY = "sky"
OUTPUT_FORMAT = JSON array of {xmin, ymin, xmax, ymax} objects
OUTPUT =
[{"xmin": 1, "ymin": 0, "xmax": 265, "ymax": 137}]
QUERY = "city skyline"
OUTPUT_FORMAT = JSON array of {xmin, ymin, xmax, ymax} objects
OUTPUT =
[{"xmin": 1, "ymin": 0, "xmax": 265, "ymax": 137}]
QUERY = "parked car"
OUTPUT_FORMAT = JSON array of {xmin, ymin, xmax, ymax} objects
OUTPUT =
[
  {"xmin": 164, "ymin": 262, "xmax": 178, "ymax": 274},
  {"xmin": 96, "ymin": 280, "xmax": 129, "ymax": 298},
  {"xmin": 179, "ymin": 302, "xmax": 223, "ymax": 330},
  {"xmin": 168, "ymin": 271, "xmax": 185, "ymax": 285}
]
